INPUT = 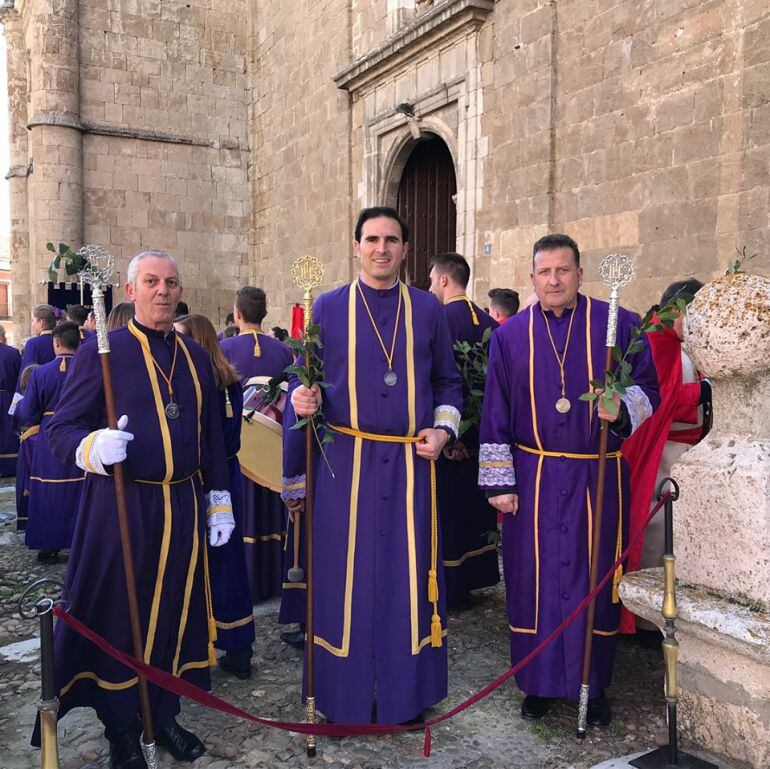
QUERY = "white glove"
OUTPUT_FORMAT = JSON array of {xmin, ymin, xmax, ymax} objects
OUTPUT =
[
  {"xmin": 206, "ymin": 490, "xmax": 235, "ymax": 547},
  {"xmin": 76, "ymin": 415, "xmax": 134, "ymax": 475}
]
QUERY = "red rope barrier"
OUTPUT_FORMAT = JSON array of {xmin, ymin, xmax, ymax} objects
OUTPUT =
[{"xmin": 53, "ymin": 492, "xmax": 671, "ymax": 756}]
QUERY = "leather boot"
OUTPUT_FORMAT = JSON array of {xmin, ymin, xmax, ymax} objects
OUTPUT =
[
  {"xmin": 154, "ymin": 717, "xmax": 205, "ymax": 762},
  {"xmin": 105, "ymin": 724, "xmax": 147, "ymax": 769}
]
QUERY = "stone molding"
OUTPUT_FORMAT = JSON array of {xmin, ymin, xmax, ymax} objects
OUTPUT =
[
  {"xmin": 620, "ymin": 568, "xmax": 770, "ymax": 665},
  {"xmin": 333, "ymin": 0, "xmax": 494, "ymax": 94},
  {"xmin": 26, "ymin": 111, "xmax": 248, "ymax": 151}
]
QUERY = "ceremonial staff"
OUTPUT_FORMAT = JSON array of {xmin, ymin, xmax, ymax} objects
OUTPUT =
[
  {"xmin": 290, "ymin": 255, "xmax": 324, "ymax": 758},
  {"xmin": 76, "ymin": 246, "xmax": 158, "ymax": 767},
  {"xmin": 577, "ymin": 253, "xmax": 634, "ymax": 738}
]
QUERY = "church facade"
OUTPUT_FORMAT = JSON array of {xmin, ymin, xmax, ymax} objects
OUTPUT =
[{"xmin": 3, "ymin": 0, "xmax": 769, "ymax": 331}]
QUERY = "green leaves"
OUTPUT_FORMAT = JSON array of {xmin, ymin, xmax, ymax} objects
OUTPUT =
[
  {"xmin": 453, "ymin": 331, "xmax": 493, "ymax": 437},
  {"xmin": 726, "ymin": 245, "xmax": 759, "ymax": 275},
  {"xmin": 46, "ymin": 241, "xmax": 87, "ymax": 283}
]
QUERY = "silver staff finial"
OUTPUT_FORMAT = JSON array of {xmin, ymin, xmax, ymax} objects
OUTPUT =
[
  {"xmin": 77, "ymin": 244, "xmax": 114, "ymax": 288},
  {"xmin": 598, "ymin": 253, "xmax": 635, "ymax": 349}
]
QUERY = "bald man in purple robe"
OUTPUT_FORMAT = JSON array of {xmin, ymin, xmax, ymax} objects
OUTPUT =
[
  {"xmin": 39, "ymin": 250, "xmax": 234, "ymax": 769},
  {"xmin": 479, "ymin": 234, "xmax": 659, "ymax": 728},
  {"xmin": 286, "ymin": 206, "xmax": 463, "ymax": 725}
]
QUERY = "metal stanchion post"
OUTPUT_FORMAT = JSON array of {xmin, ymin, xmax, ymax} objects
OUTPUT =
[
  {"xmin": 19, "ymin": 577, "xmax": 65, "ymax": 769},
  {"xmin": 630, "ymin": 479, "xmax": 717, "ymax": 769}
]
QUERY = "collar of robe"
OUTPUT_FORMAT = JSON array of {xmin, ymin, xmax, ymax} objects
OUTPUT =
[
  {"xmin": 131, "ymin": 317, "xmax": 176, "ymax": 343},
  {"xmin": 357, "ymin": 276, "xmax": 401, "ymax": 297},
  {"xmin": 540, "ymin": 293, "xmax": 581, "ymax": 321}
]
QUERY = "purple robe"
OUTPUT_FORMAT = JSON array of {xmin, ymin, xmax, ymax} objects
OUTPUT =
[
  {"xmin": 0, "ymin": 342, "xmax": 21, "ymax": 476},
  {"xmin": 16, "ymin": 355, "xmax": 84, "ymax": 550},
  {"xmin": 479, "ymin": 295, "xmax": 659, "ymax": 699},
  {"xmin": 15, "ymin": 426, "xmax": 39, "ymax": 531},
  {"xmin": 438, "ymin": 297, "xmax": 500, "ymax": 602},
  {"xmin": 16, "ymin": 331, "xmax": 55, "ymax": 394},
  {"xmin": 282, "ymin": 280, "xmax": 463, "ymax": 724},
  {"xmin": 208, "ymin": 380, "xmax": 255, "ymax": 651},
  {"xmin": 221, "ymin": 331, "xmax": 293, "ymax": 603},
  {"xmin": 38, "ymin": 320, "xmax": 230, "ymax": 733}
]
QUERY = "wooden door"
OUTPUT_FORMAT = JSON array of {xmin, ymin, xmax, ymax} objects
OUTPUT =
[{"xmin": 397, "ymin": 136, "xmax": 457, "ymax": 290}]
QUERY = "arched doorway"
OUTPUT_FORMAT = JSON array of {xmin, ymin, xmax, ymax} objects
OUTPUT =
[{"xmin": 396, "ymin": 135, "xmax": 457, "ymax": 291}]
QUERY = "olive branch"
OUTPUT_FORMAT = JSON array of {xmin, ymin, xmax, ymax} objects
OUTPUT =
[
  {"xmin": 452, "ymin": 326, "xmax": 493, "ymax": 438},
  {"xmin": 579, "ymin": 293, "xmax": 693, "ymax": 412},
  {"xmin": 46, "ymin": 242, "xmax": 87, "ymax": 282},
  {"xmin": 284, "ymin": 324, "xmax": 334, "ymax": 477}
]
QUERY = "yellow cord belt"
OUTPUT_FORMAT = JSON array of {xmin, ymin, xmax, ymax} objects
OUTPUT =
[{"xmin": 329, "ymin": 423, "xmax": 443, "ymax": 648}]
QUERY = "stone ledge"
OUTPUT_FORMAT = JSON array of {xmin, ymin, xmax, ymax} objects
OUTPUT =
[
  {"xmin": 333, "ymin": 0, "xmax": 494, "ymax": 94},
  {"xmin": 619, "ymin": 568, "xmax": 770, "ymax": 664},
  {"xmin": 26, "ymin": 112, "xmax": 249, "ymax": 151}
]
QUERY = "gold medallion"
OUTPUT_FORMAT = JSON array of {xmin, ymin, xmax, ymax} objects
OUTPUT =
[{"xmin": 555, "ymin": 397, "xmax": 571, "ymax": 414}]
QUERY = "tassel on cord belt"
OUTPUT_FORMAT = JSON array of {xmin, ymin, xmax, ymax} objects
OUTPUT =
[{"xmin": 329, "ymin": 423, "xmax": 443, "ymax": 648}]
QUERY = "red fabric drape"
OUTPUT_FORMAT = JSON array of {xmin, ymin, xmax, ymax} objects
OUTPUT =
[
  {"xmin": 291, "ymin": 304, "xmax": 304, "ymax": 339},
  {"xmin": 620, "ymin": 325, "xmax": 701, "ymax": 633}
]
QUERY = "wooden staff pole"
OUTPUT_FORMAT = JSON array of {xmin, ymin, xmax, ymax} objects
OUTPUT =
[
  {"xmin": 577, "ymin": 254, "xmax": 634, "ymax": 738},
  {"xmin": 91, "ymin": 279, "xmax": 158, "ymax": 767},
  {"xmin": 290, "ymin": 255, "xmax": 323, "ymax": 758}
]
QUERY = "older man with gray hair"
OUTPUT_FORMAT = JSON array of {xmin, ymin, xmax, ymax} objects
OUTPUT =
[{"xmin": 38, "ymin": 250, "xmax": 234, "ymax": 769}]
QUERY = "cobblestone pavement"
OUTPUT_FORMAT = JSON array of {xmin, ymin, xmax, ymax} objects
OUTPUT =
[{"xmin": 0, "ymin": 479, "xmax": 689, "ymax": 769}]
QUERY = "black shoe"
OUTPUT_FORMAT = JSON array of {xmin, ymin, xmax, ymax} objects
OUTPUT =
[
  {"xmin": 280, "ymin": 624, "xmax": 305, "ymax": 650},
  {"xmin": 587, "ymin": 694, "xmax": 612, "ymax": 727},
  {"xmin": 521, "ymin": 694, "xmax": 554, "ymax": 720},
  {"xmin": 218, "ymin": 649, "xmax": 252, "ymax": 680},
  {"xmin": 154, "ymin": 718, "xmax": 205, "ymax": 762},
  {"xmin": 106, "ymin": 727, "xmax": 147, "ymax": 769},
  {"xmin": 36, "ymin": 550, "xmax": 59, "ymax": 564}
]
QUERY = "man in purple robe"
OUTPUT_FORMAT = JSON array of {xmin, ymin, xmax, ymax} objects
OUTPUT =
[
  {"xmin": 286, "ymin": 206, "xmax": 463, "ymax": 724},
  {"xmin": 479, "ymin": 234, "xmax": 660, "ymax": 727},
  {"xmin": 16, "ymin": 322, "xmax": 84, "ymax": 563},
  {"xmin": 10, "ymin": 304, "xmax": 57, "ymax": 414},
  {"xmin": 221, "ymin": 286, "xmax": 293, "ymax": 605},
  {"xmin": 428, "ymin": 252, "xmax": 500, "ymax": 608},
  {"xmin": 66, "ymin": 303, "xmax": 96, "ymax": 341},
  {"xmin": 0, "ymin": 326, "xmax": 21, "ymax": 477},
  {"xmin": 40, "ymin": 250, "xmax": 234, "ymax": 769}
]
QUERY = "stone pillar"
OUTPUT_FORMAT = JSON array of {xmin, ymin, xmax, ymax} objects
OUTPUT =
[
  {"xmin": 22, "ymin": 0, "xmax": 82, "ymax": 319},
  {"xmin": 620, "ymin": 272, "xmax": 770, "ymax": 769},
  {"xmin": 2, "ymin": 9, "xmax": 31, "ymax": 337}
]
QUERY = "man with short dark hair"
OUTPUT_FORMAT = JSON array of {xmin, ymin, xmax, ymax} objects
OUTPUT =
[
  {"xmin": 488, "ymin": 288, "xmax": 520, "ymax": 323},
  {"xmin": 221, "ymin": 287, "xmax": 293, "ymax": 610},
  {"xmin": 10, "ymin": 304, "xmax": 57, "ymax": 414},
  {"xmin": 16, "ymin": 322, "xmax": 83, "ymax": 564},
  {"xmin": 66, "ymin": 303, "xmax": 95, "ymax": 341},
  {"xmin": 285, "ymin": 206, "xmax": 463, "ymax": 724},
  {"xmin": 429, "ymin": 252, "xmax": 500, "ymax": 607},
  {"xmin": 217, "ymin": 312, "xmax": 238, "ymax": 341},
  {"xmin": 479, "ymin": 233, "xmax": 660, "ymax": 727}
]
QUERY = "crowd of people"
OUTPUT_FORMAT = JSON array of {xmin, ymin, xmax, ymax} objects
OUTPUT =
[{"xmin": 0, "ymin": 208, "xmax": 711, "ymax": 769}]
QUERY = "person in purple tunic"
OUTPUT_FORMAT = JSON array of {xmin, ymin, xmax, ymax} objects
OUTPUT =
[
  {"xmin": 221, "ymin": 287, "xmax": 293, "ymax": 606},
  {"xmin": 17, "ymin": 322, "xmax": 84, "ymax": 563},
  {"xmin": 15, "ymin": 364, "xmax": 41, "ymax": 532},
  {"xmin": 479, "ymin": 234, "xmax": 660, "ymax": 727},
  {"xmin": 175, "ymin": 313, "xmax": 256, "ymax": 680},
  {"xmin": 10, "ymin": 304, "xmax": 57, "ymax": 415},
  {"xmin": 66, "ymin": 303, "xmax": 96, "ymax": 341},
  {"xmin": 40, "ymin": 250, "xmax": 235, "ymax": 769},
  {"xmin": 0, "ymin": 326, "xmax": 21, "ymax": 477},
  {"xmin": 287, "ymin": 206, "xmax": 463, "ymax": 725},
  {"xmin": 428, "ymin": 252, "xmax": 500, "ymax": 608}
]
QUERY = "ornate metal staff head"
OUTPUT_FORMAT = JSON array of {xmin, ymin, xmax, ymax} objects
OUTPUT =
[
  {"xmin": 77, "ymin": 244, "xmax": 115, "ymax": 354},
  {"xmin": 598, "ymin": 253, "xmax": 635, "ymax": 348},
  {"xmin": 290, "ymin": 255, "xmax": 324, "ymax": 332}
]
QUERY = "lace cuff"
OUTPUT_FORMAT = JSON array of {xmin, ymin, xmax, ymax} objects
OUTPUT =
[
  {"xmin": 479, "ymin": 442, "xmax": 516, "ymax": 488},
  {"xmin": 75, "ymin": 431, "xmax": 107, "ymax": 475},
  {"xmin": 206, "ymin": 489, "xmax": 233, "ymax": 523},
  {"xmin": 433, "ymin": 405, "xmax": 461, "ymax": 441},
  {"xmin": 620, "ymin": 385, "xmax": 653, "ymax": 436},
  {"xmin": 281, "ymin": 473, "xmax": 306, "ymax": 501}
]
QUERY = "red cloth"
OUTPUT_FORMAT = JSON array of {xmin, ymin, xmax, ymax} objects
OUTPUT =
[
  {"xmin": 290, "ymin": 303, "xmax": 304, "ymax": 339},
  {"xmin": 620, "ymin": 325, "xmax": 701, "ymax": 633}
]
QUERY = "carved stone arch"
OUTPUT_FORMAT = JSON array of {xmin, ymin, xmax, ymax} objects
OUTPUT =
[{"xmin": 379, "ymin": 118, "xmax": 459, "ymax": 207}]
